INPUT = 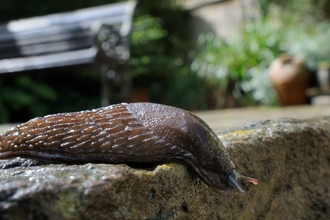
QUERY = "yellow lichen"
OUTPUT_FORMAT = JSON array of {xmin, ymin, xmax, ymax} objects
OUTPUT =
[{"xmin": 222, "ymin": 129, "xmax": 253, "ymax": 138}]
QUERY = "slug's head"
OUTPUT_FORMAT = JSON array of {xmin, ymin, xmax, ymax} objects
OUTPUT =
[
  {"xmin": 200, "ymin": 166, "xmax": 258, "ymax": 195},
  {"xmin": 184, "ymin": 113, "xmax": 258, "ymax": 194}
]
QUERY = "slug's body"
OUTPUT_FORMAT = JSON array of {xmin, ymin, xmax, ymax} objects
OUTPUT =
[{"xmin": 0, "ymin": 103, "xmax": 257, "ymax": 193}]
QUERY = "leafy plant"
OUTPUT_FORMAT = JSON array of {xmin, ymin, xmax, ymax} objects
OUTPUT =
[
  {"xmin": 130, "ymin": 14, "xmax": 210, "ymax": 110},
  {"xmin": 130, "ymin": 15, "xmax": 168, "ymax": 87},
  {"xmin": 192, "ymin": 3, "xmax": 330, "ymax": 107},
  {"xmin": 0, "ymin": 76, "xmax": 57, "ymax": 123},
  {"xmin": 284, "ymin": 21, "xmax": 330, "ymax": 70},
  {"xmin": 192, "ymin": 17, "xmax": 284, "ymax": 107}
]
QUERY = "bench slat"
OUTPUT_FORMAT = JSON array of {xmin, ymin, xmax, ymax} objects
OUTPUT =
[
  {"xmin": 0, "ymin": 1, "xmax": 134, "ymax": 59},
  {"xmin": 0, "ymin": 39, "xmax": 95, "ymax": 59},
  {"xmin": 2, "ymin": 2, "xmax": 128, "ymax": 33},
  {"xmin": 0, "ymin": 15, "xmax": 125, "ymax": 42},
  {"xmin": 0, "ymin": 48, "xmax": 98, "ymax": 73}
]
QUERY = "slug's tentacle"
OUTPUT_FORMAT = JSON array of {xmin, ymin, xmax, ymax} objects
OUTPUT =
[
  {"xmin": 240, "ymin": 175, "xmax": 259, "ymax": 185},
  {"xmin": 0, "ymin": 102, "xmax": 258, "ymax": 193}
]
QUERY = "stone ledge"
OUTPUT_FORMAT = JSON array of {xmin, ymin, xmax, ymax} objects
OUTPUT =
[{"xmin": 0, "ymin": 116, "xmax": 330, "ymax": 219}]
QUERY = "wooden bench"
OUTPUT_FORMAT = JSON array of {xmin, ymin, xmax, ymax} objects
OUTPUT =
[{"xmin": 0, "ymin": 1, "xmax": 137, "ymax": 106}]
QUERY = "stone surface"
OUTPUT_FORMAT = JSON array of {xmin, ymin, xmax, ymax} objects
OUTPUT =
[
  {"xmin": 195, "ymin": 104, "xmax": 330, "ymax": 132},
  {"xmin": 0, "ymin": 116, "xmax": 330, "ymax": 219}
]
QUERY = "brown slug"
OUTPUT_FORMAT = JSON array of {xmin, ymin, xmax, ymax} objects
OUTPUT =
[{"xmin": 0, "ymin": 102, "xmax": 258, "ymax": 194}]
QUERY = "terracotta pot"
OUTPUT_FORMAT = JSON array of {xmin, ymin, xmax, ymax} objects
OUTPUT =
[{"xmin": 269, "ymin": 54, "xmax": 312, "ymax": 106}]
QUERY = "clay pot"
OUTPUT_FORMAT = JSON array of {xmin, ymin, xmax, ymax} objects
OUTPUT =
[{"xmin": 269, "ymin": 54, "xmax": 312, "ymax": 106}]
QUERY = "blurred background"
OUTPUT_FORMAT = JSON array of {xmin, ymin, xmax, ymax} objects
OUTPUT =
[{"xmin": 0, "ymin": 0, "xmax": 329, "ymax": 123}]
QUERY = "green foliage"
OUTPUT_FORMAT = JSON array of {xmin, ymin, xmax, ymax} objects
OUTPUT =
[
  {"xmin": 192, "ymin": 2, "xmax": 330, "ymax": 107},
  {"xmin": 284, "ymin": 21, "xmax": 330, "ymax": 70},
  {"xmin": 149, "ymin": 63, "xmax": 211, "ymax": 110},
  {"xmin": 258, "ymin": 0, "xmax": 330, "ymax": 20},
  {"xmin": 0, "ymin": 68, "xmax": 101, "ymax": 123},
  {"xmin": 130, "ymin": 15, "xmax": 168, "ymax": 85},
  {"xmin": 130, "ymin": 15, "xmax": 209, "ymax": 109},
  {"xmin": 192, "ymin": 19, "xmax": 283, "ymax": 107},
  {"xmin": 0, "ymin": 76, "xmax": 57, "ymax": 123}
]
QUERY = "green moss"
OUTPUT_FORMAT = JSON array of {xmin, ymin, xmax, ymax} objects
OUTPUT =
[{"xmin": 52, "ymin": 191, "xmax": 83, "ymax": 219}]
